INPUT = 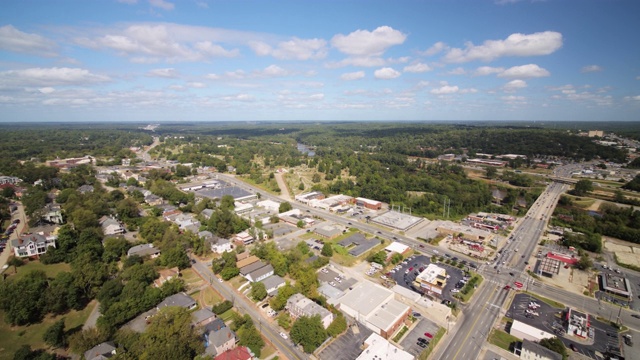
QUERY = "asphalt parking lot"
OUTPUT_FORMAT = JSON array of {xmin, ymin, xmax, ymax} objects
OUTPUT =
[
  {"xmin": 390, "ymin": 255, "xmax": 466, "ymax": 302},
  {"xmin": 399, "ymin": 316, "xmax": 440, "ymax": 357},
  {"xmin": 318, "ymin": 323, "xmax": 373, "ymax": 360},
  {"xmin": 507, "ymin": 293, "xmax": 620, "ymax": 358},
  {"xmin": 317, "ymin": 266, "xmax": 356, "ymax": 292}
]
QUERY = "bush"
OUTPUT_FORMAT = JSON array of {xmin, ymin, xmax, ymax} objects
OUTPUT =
[{"xmin": 212, "ymin": 300, "xmax": 233, "ymax": 315}]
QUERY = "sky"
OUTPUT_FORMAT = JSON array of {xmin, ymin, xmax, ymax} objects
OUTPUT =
[{"xmin": 0, "ymin": 0, "xmax": 639, "ymax": 123}]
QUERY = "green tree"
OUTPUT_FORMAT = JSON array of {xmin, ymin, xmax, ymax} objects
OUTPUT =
[
  {"xmin": 159, "ymin": 246, "xmax": 191, "ymax": 270},
  {"xmin": 43, "ymin": 318, "xmax": 67, "ymax": 348},
  {"xmin": 485, "ymin": 166, "xmax": 498, "ymax": 179},
  {"xmin": 250, "ymin": 282, "xmax": 267, "ymax": 301},
  {"xmin": 290, "ymin": 315, "xmax": 328, "ymax": 353},
  {"xmin": 7, "ymin": 256, "xmax": 24, "ymax": 273},
  {"xmin": 573, "ymin": 179, "xmax": 594, "ymax": 196},
  {"xmin": 326, "ymin": 313, "xmax": 347, "ymax": 337},
  {"xmin": 279, "ymin": 201, "xmax": 293, "ymax": 213},
  {"xmin": 296, "ymin": 220, "xmax": 305, "ymax": 228},
  {"xmin": 321, "ymin": 243, "xmax": 333, "ymax": 257},
  {"xmin": 390, "ymin": 253, "xmax": 403, "ymax": 265},
  {"xmin": 367, "ymin": 251, "xmax": 387, "ymax": 265},
  {"xmin": 539, "ymin": 337, "xmax": 568, "ymax": 360}
]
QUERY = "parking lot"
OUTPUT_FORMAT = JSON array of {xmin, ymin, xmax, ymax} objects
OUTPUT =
[
  {"xmin": 318, "ymin": 323, "xmax": 373, "ymax": 360},
  {"xmin": 389, "ymin": 255, "xmax": 466, "ymax": 303},
  {"xmin": 317, "ymin": 266, "xmax": 357, "ymax": 292},
  {"xmin": 507, "ymin": 293, "xmax": 620, "ymax": 359},
  {"xmin": 398, "ymin": 315, "xmax": 440, "ymax": 357}
]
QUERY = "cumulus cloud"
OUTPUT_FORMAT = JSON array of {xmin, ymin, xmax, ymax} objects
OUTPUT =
[
  {"xmin": 221, "ymin": 93, "xmax": 255, "ymax": 102},
  {"xmin": 473, "ymin": 66, "xmax": 504, "ymax": 76},
  {"xmin": 431, "ymin": 85, "xmax": 459, "ymax": 94},
  {"xmin": 331, "ymin": 26, "xmax": 406, "ymax": 57},
  {"xmin": 374, "ymin": 67, "xmax": 401, "ymax": 79},
  {"xmin": 0, "ymin": 25, "xmax": 57, "ymax": 57},
  {"xmin": 498, "ymin": 64, "xmax": 550, "ymax": 78},
  {"xmin": 403, "ymin": 63, "xmax": 432, "ymax": 73},
  {"xmin": 420, "ymin": 41, "xmax": 447, "ymax": 56},
  {"xmin": 260, "ymin": 64, "xmax": 289, "ymax": 77},
  {"xmin": 446, "ymin": 67, "xmax": 466, "ymax": 75},
  {"xmin": 147, "ymin": 68, "xmax": 179, "ymax": 78},
  {"xmin": 149, "ymin": 0, "xmax": 174, "ymax": 10},
  {"xmin": 581, "ymin": 65, "xmax": 602, "ymax": 73},
  {"xmin": 75, "ymin": 23, "xmax": 242, "ymax": 63},
  {"xmin": 624, "ymin": 95, "xmax": 640, "ymax": 101},
  {"xmin": 187, "ymin": 82, "xmax": 206, "ymax": 88},
  {"xmin": 341, "ymin": 71, "xmax": 365, "ymax": 81},
  {"xmin": 0, "ymin": 67, "xmax": 110, "ymax": 87},
  {"xmin": 503, "ymin": 79, "xmax": 528, "ymax": 91},
  {"xmin": 249, "ymin": 38, "xmax": 327, "ymax": 60},
  {"xmin": 443, "ymin": 31, "xmax": 562, "ymax": 63},
  {"xmin": 326, "ymin": 56, "xmax": 387, "ymax": 68},
  {"xmin": 38, "ymin": 87, "xmax": 56, "ymax": 94}
]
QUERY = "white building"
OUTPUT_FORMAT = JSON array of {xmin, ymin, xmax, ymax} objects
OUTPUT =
[
  {"xmin": 510, "ymin": 320, "xmax": 555, "ymax": 342},
  {"xmin": 415, "ymin": 263, "xmax": 447, "ymax": 295},
  {"xmin": 257, "ymin": 199, "xmax": 281, "ymax": 212},
  {"xmin": 286, "ymin": 293, "xmax": 334, "ymax": 329},
  {"xmin": 11, "ymin": 232, "xmax": 57, "ymax": 258},
  {"xmin": 355, "ymin": 333, "xmax": 413, "ymax": 360}
]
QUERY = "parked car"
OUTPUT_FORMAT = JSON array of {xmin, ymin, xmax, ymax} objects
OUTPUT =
[{"xmin": 280, "ymin": 332, "xmax": 288, "ymax": 339}]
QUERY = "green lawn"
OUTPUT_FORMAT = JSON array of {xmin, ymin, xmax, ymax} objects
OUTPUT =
[
  {"xmin": 487, "ymin": 329, "xmax": 520, "ymax": 351},
  {"xmin": 4, "ymin": 261, "xmax": 71, "ymax": 281},
  {"xmin": 0, "ymin": 300, "xmax": 96, "ymax": 360}
]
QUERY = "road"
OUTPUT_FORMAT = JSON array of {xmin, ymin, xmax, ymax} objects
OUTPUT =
[
  {"xmin": 140, "ymin": 136, "xmax": 160, "ymax": 162},
  {"xmin": 190, "ymin": 259, "xmax": 306, "ymax": 360},
  {"xmin": 1, "ymin": 202, "xmax": 27, "ymax": 272}
]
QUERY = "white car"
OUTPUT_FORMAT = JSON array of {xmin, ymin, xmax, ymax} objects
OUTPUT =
[
  {"xmin": 279, "ymin": 332, "xmax": 288, "ymax": 339},
  {"xmin": 450, "ymin": 289, "xmax": 460, "ymax": 293},
  {"xmin": 380, "ymin": 275, "xmax": 387, "ymax": 280},
  {"xmin": 218, "ymin": 277, "xmax": 223, "ymax": 282}
]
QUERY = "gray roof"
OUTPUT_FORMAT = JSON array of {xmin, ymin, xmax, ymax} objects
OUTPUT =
[
  {"xmin": 84, "ymin": 341, "xmax": 116, "ymax": 360},
  {"xmin": 203, "ymin": 318, "xmax": 226, "ymax": 333},
  {"xmin": 261, "ymin": 275, "xmax": 285, "ymax": 291},
  {"xmin": 522, "ymin": 339, "xmax": 563, "ymax": 360},
  {"xmin": 248, "ymin": 264, "xmax": 274, "ymax": 281},
  {"xmin": 338, "ymin": 233, "xmax": 378, "ymax": 256},
  {"xmin": 240, "ymin": 260, "xmax": 267, "ymax": 275},
  {"xmin": 192, "ymin": 308, "xmax": 216, "ymax": 325},
  {"xmin": 201, "ymin": 209, "xmax": 214, "ymax": 219},
  {"xmin": 157, "ymin": 293, "xmax": 196, "ymax": 309},
  {"xmin": 127, "ymin": 243, "xmax": 160, "ymax": 257},
  {"xmin": 11, "ymin": 233, "xmax": 52, "ymax": 248},
  {"xmin": 208, "ymin": 326, "xmax": 235, "ymax": 348}
]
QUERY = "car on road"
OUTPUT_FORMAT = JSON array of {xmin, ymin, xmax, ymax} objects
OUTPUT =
[
  {"xmin": 450, "ymin": 289, "xmax": 460, "ymax": 293},
  {"xmin": 569, "ymin": 343, "xmax": 577, "ymax": 351},
  {"xmin": 280, "ymin": 332, "xmax": 288, "ymax": 339},
  {"xmin": 413, "ymin": 312, "xmax": 421, "ymax": 317},
  {"xmin": 503, "ymin": 285, "xmax": 511, "ymax": 290},
  {"xmin": 631, "ymin": 314, "xmax": 640, "ymax": 319},
  {"xmin": 218, "ymin": 277, "xmax": 223, "ymax": 282}
]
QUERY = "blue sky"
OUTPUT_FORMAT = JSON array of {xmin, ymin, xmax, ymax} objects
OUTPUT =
[{"xmin": 0, "ymin": 0, "xmax": 639, "ymax": 122}]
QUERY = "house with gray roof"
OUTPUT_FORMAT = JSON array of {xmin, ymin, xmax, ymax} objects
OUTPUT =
[
  {"xmin": 84, "ymin": 341, "xmax": 116, "ymax": 360},
  {"xmin": 157, "ymin": 293, "xmax": 197, "ymax": 311},
  {"xmin": 42, "ymin": 203, "xmax": 63, "ymax": 224},
  {"xmin": 240, "ymin": 260, "xmax": 268, "ymax": 276},
  {"xmin": 286, "ymin": 293, "xmax": 333, "ymax": 329},
  {"xmin": 260, "ymin": 275, "xmax": 285, "ymax": 296},
  {"xmin": 313, "ymin": 225, "xmax": 342, "ymax": 239},
  {"xmin": 127, "ymin": 243, "xmax": 161, "ymax": 258},
  {"xmin": 205, "ymin": 326, "xmax": 236, "ymax": 357},
  {"xmin": 201, "ymin": 208, "xmax": 214, "ymax": 220},
  {"xmin": 338, "ymin": 233, "xmax": 379, "ymax": 256},
  {"xmin": 191, "ymin": 308, "xmax": 217, "ymax": 327},
  {"xmin": 100, "ymin": 216, "xmax": 125, "ymax": 236},
  {"xmin": 246, "ymin": 264, "xmax": 274, "ymax": 283},
  {"xmin": 11, "ymin": 232, "xmax": 57, "ymax": 258}
]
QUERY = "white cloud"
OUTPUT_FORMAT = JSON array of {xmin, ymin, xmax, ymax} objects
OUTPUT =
[
  {"xmin": 443, "ymin": 31, "xmax": 562, "ymax": 63},
  {"xmin": 222, "ymin": 93, "xmax": 255, "ymax": 102},
  {"xmin": 147, "ymin": 68, "xmax": 179, "ymax": 78},
  {"xmin": 498, "ymin": 64, "xmax": 550, "ymax": 78},
  {"xmin": 38, "ymin": 87, "xmax": 56, "ymax": 94},
  {"xmin": 0, "ymin": 67, "xmax": 110, "ymax": 87},
  {"xmin": 501, "ymin": 95, "xmax": 526, "ymax": 103},
  {"xmin": 260, "ymin": 65, "xmax": 289, "ymax": 77},
  {"xmin": 187, "ymin": 82, "xmax": 206, "ymax": 88},
  {"xmin": 331, "ymin": 26, "xmax": 406, "ymax": 57},
  {"xmin": 503, "ymin": 79, "xmax": 528, "ymax": 91},
  {"xmin": 117, "ymin": 0, "xmax": 138, "ymax": 4},
  {"xmin": 460, "ymin": 88, "xmax": 478, "ymax": 94},
  {"xmin": 341, "ymin": 71, "xmax": 365, "ymax": 81},
  {"xmin": 196, "ymin": 1, "xmax": 208, "ymax": 8},
  {"xmin": 446, "ymin": 67, "xmax": 466, "ymax": 75},
  {"xmin": 581, "ymin": 65, "xmax": 602, "ymax": 73},
  {"xmin": 249, "ymin": 38, "xmax": 327, "ymax": 60},
  {"xmin": 149, "ymin": 0, "xmax": 174, "ymax": 10},
  {"xmin": 473, "ymin": 66, "xmax": 504, "ymax": 76},
  {"xmin": 374, "ymin": 67, "xmax": 401, "ymax": 79},
  {"xmin": 431, "ymin": 85, "xmax": 459, "ymax": 94},
  {"xmin": 495, "ymin": 0, "xmax": 522, "ymax": 4},
  {"xmin": 309, "ymin": 93, "xmax": 325, "ymax": 100},
  {"xmin": 403, "ymin": 63, "xmax": 432, "ymax": 73},
  {"xmin": 624, "ymin": 95, "xmax": 640, "ymax": 101},
  {"xmin": 326, "ymin": 56, "xmax": 387, "ymax": 68},
  {"xmin": 421, "ymin": 41, "xmax": 447, "ymax": 56},
  {"xmin": 0, "ymin": 25, "xmax": 57, "ymax": 57},
  {"xmin": 75, "ymin": 23, "xmax": 242, "ymax": 63}
]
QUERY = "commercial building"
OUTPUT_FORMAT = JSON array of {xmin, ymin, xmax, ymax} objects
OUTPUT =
[
  {"xmin": 335, "ymin": 282, "xmax": 410, "ymax": 339},
  {"xmin": 313, "ymin": 225, "xmax": 342, "ymax": 240},
  {"xmin": 256, "ymin": 199, "xmax": 281, "ymax": 212},
  {"xmin": 355, "ymin": 333, "xmax": 413, "ymax": 360},
  {"xmin": 510, "ymin": 320, "xmax": 555, "ymax": 342},
  {"xmin": 354, "ymin": 197, "xmax": 382, "ymax": 210},
  {"xmin": 384, "ymin": 242, "xmax": 410, "ymax": 259},
  {"xmin": 537, "ymin": 257, "xmax": 561, "ymax": 278},
  {"xmin": 415, "ymin": 264, "xmax": 447, "ymax": 296},
  {"xmin": 565, "ymin": 308, "xmax": 591, "ymax": 339},
  {"xmin": 286, "ymin": 293, "xmax": 333, "ymax": 329},
  {"xmin": 600, "ymin": 272, "xmax": 632, "ymax": 300},
  {"xmin": 520, "ymin": 339, "xmax": 562, "ymax": 360},
  {"xmin": 294, "ymin": 191, "xmax": 325, "ymax": 204}
]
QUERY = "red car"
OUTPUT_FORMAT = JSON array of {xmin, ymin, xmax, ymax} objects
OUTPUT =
[
  {"xmin": 503, "ymin": 285, "xmax": 511, "ymax": 290},
  {"xmin": 424, "ymin": 332, "xmax": 433, "ymax": 339}
]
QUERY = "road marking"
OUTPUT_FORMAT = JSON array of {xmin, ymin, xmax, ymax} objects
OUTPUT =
[
  {"xmin": 451, "ymin": 286, "xmax": 495, "ymax": 360},
  {"xmin": 488, "ymin": 303, "xmax": 501, "ymax": 309}
]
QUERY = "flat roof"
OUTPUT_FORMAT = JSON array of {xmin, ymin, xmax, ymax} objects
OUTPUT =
[
  {"xmin": 385, "ymin": 241, "xmax": 409, "ymax": 254},
  {"xmin": 371, "ymin": 211, "xmax": 423, "ymax": 231},
  {"xmin": 367, "ymin": 298, "xmax": 409, "ymax": 332},
  {"xmin": 538, "ymin": 257, "xmax": 561, "ymax": 275},
  {"xmin": 416, "ymin": 263, "xmax": 446, "ymax": 284},
  {"xmin": 337, "ymin": 282, "xmax": 393, "ymax": 317},
  {"xmin": 355, "ymin": 333, "xmax": 413, "ymax": 360},
  {"xmin": 510, "ymin": 320, "xmax": 554, "ymax": 341}
]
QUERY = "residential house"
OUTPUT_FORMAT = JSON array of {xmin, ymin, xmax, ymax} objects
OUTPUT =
[
  {"xmin": 11, "ymin": 232, "xmax": 57, "ymax": 258},
  {"xmin": 207, "ymin": 235, "xmax": 233, "ymax": 254},
  {"xmin": 246, "ymin": 264, "xmax": 274, "ymax": 283},
  {"xmin": 0, "ymin": 176, "xmax": 21, "ymax": 185},
  {"xmin": 286, "ymin": 293, "xmax": 333, "ymax": 329},
  {"xmin": 236, "ymin": 255, "xmax": 260, "ymax": 269},
  {"xmin": 127, "ymin": 243, "xmax": 161, "ymax": 258},
  {"xmin": 214, "ymin": 346, "xmax": 252, "ymax": 360},
  {"xmin": 100, "ymin": 216, "xmax": 125, "ymax": 236},
  {"xmin": 233, "ymin": 231, "xmax": 254, "ymax": 246},
  {"xmin": 205, "ymin": 326, "xmax": 236, "ymax": 357},
  {"xmin": 239, "ymin": 260, "xmax": 268, "ymax": 276},
  {"xmin": 145, "ymin": 194, "xmax": 164, "ymax": 206},
  {"xmin": 154, "ymin": 267, "xmax": 180, "ymax": 288},
  {"xmin": 201, "ymin": 208, "xmax": 214, "ymax": 220},
  {"xmin": 191, "ymin": 308, "xmax": 217, "ymax": 328},
  {"xmin": 42, "ymin": 203, "xmax": 63, "ymax": 224},
  {"xmin": 84, "ymin": 341, "xmax": 117, "ymax": 360},
  {"xmin": 204, "ymin": 318, "xmax": 226, "ymax": 333},
  {"xmin": 157, "ymin": 293, "xmax": 197, "ymax": 311},
  {"xmin": 174, "ymin": 213, "xmax": 201, "ymax": 230},
  {"xmin": 77, "ymin": 184, "xmax": 94, "ymax": 194},
  {"xmin": 260, "ymin": 275, "xmax": 285, "ymax": 296}
]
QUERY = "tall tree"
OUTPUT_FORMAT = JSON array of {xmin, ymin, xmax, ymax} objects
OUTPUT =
[
  {"xmin": 42, "ymin": 318, "xmax": 67, "ymax": 348},
  {"xmin": 133, "ymin": 307, "xmax": 204, "ymax": 360},
  {"xmin": 290, "ymin": 315, "xmax": 328, "ymax": 353}
]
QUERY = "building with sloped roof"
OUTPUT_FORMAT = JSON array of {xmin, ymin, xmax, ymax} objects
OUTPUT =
[
  {"xmin": 84, "ymin": 341, "xmax": 117, "ymax": 360},
  {"xmin": 157, "ymin": 293, "xmax": 197, "ymax": 311},
  {"xmin": 286, "ymin": 293, "xmax": 333, "ymax": 329}
]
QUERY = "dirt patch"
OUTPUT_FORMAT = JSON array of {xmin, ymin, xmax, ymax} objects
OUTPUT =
[
  {"xmin": 586, "ymin": 199, "xmax": 603, "ymax": 211},
  {"xmin": 603, "ymin": 236, "xmax": 640, "ymax": 268}
]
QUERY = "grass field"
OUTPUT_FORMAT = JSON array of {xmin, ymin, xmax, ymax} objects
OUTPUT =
[
  {"xmin": 4, "ymin": 261, "xmax": 71, "ymax": 281},
  {"xmin": 487, "ymin": 328, "xmax": 520, "ymax": 351},
  {"xmin": 0, "ymin": 300, "xmax": 96, "ymax": 360}
]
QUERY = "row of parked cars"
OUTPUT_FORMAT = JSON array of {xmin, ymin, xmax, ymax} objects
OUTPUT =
[{"xmin": 1, "ymin": 219, "xmax": 19, "ymax": 251}]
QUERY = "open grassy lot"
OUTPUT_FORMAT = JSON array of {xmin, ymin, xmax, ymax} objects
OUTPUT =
[
  {"xmin": 487, "ymin": 328, "xmax": 520, "ymax": 351},
  {"xmin": 4, "ymin": 261, "xmax": 71, "ymax": 281},
  {"xmin": 180, "ymin": 268, "xmax": 205, "ymax": 289},
  {"xmin": 0, "ymin": 300, "xmax": 96, "ymax": 360},
  {"xmin": 193, "ymin": 286, "xmax": 223, "ymax": 308}
]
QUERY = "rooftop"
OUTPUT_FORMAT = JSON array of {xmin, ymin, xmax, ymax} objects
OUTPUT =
[{"xmin": 337, "ymin": 282, "xmax": 393, "ymax": 317}]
